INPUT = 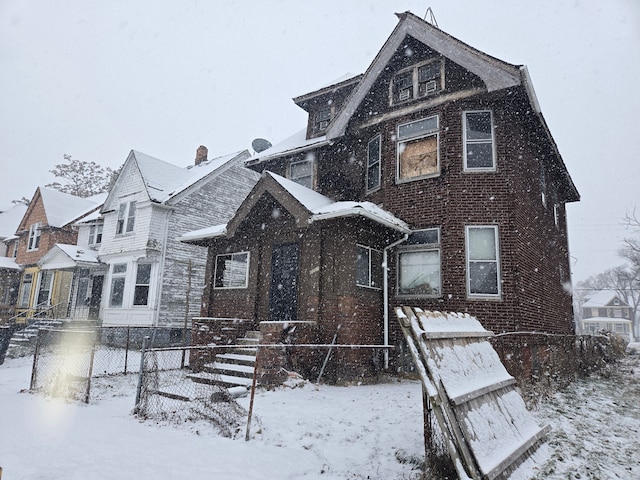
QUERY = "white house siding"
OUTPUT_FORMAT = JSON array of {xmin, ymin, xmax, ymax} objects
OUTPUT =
[{"xmin": 157, "ymin": 164, "xmax": 259, "ymax": 327}]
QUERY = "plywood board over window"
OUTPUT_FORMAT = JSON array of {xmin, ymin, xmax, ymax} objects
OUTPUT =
[{"xmin": 398, "ymin": 136, "xmax": 438, "ymax": 179}]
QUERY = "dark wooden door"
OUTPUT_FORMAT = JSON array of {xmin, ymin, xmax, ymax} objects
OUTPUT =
[
  {"xmin": 269, "ymin": 243, "xmax": 299, "ymax": 321},
  {"xmin": 88, "ymin": 275, "xmax": 104, "ymax": 320}
]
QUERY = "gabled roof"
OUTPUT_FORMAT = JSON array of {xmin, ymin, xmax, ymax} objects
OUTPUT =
[
  {"xmin": 107, "ymin": 149, "xmax": 250, "ymax": 206},
  {"xmin": 181, "ymin": 171, "xmax": 410, "ymax": 244},
  {"xmin": 17, "ymin": 187, "xmax": 101, "ymax": 233},
  {"xmin": 38, "ymin": 243, "xmax": 100, "ymax": 270},
  {"xmin": 326, "ymin": 11, "xmax": 522, "ymax": 140},
  {"xmin": 583, "ymin": 290, "xmax": 630, "ymax": 308},
  {"xmin": 0, "ymin": 203, "xmax": 28, "ymax": 239}
]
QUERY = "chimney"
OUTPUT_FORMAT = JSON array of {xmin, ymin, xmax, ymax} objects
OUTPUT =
[{"xmin": 195, "ymin": 145, "xmax": 208, "ymax": 165}]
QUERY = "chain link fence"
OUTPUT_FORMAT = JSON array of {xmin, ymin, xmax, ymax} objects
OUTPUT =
[
  {"xmin": 29, "ymin": 325, "xmax": 190, "ymax": 403},
  {"xmin": 134, "ymin": 344, "xmax": 248, "ymax": 438}
]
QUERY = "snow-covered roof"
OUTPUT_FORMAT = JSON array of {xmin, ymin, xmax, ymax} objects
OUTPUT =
[
  {"xmin": 245, "ymin": 129, "xmax": 328, "ymax": 166},
  {"xmin": 0, "ymin": 256, "xmax": 20, "ymax": 270},
  {"xmin": 583, "ymin": 290, "xmax": 629, "ymax": 308},
  {"xmin": 583, "ymin": 316, "xmax": 632, "ymax": 324},
  {"xmin": 0, "ymin": 203, "xmax": 28, "ymax": 239},
  {"xmin": 180, "ymin": 171, "xmax": 410, "ymax": 243},
  {"xmin": 131, "ymin": 149, "xmax": 248, "ymax": 203},
  {"xmin": 39, "ymin": 188, "xmax": 101, "ymax": 228},
  {"xmin": 38, "ymin": 243, "xmax": 100, "ymax": 270}
]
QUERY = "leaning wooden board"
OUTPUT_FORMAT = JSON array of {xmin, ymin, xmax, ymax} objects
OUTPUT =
[{"xmin": 396, "ymin": 307, "xmax": 550, "ymax": 480}]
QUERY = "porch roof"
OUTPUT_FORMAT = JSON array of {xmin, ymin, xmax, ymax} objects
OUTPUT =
[
  {"xmin": 180, "ymin": 172, "xmax": 410, "ymax": 244},
  {"xmin": 38, "ymin": 244, "xmax": 100, "ymax": 270},
  {"xmin": 0, "ymin": 256, "xmax": 20, "ymax": 270}
]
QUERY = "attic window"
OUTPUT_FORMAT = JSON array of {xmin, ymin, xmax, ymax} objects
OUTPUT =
[
  {"xmin": 391, "ymin": 60, "xmax": 442, "ymax": 105},
  {"xmin": 27, "ymin": 223, "xmax": 41, "ymax": 252},
  {"xmin": 316, "ymin": 108, "xmax": 331, "ymax": 131}
]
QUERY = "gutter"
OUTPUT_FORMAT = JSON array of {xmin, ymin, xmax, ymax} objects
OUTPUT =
[{"xmin": 383, "ymin": 233, "xmax": 409, "ymax": 369}]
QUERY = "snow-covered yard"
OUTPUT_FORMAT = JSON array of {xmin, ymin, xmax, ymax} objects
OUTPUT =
[{"xmin": 1, "ymin": 347, "xmax": 639, "ymax": 479}]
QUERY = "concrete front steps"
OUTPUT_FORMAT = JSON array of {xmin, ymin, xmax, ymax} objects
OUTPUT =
[
  {"xmin": 6, "ymin": 319, "xmax": 64, "ymax": 357},
  {"xmin": 188, "ymin": 331, "xmax": 259, "ymax": 395}
]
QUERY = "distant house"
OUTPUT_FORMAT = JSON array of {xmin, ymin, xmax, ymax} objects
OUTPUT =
[
  {"xmin": 183, "ymin": 12, "xmax": 579, "ymax": 382},
  {"xmin": 98, "ymin": 147, "xmax": 259, "ymax": 327},
  {"xmin": 0, "ymin": 203, "xmax": 28, "ymax": 318},
  {"xmin": 12, "ymin": 188, "xmax": 101, "ymax": 323},
  {"xmin": 580, "ymin": 291, "xmax": 634, "ymax": 341}
]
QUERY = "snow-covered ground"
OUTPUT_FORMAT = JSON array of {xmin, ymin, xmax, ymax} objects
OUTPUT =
[{"xmin": 1, "ymin": 347, "xmax": 639, "ymax": 479}]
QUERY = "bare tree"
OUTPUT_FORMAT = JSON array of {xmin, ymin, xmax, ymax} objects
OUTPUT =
[{"xmin": 46, "ymin": 154, "xmax": 118, "ymax": 197}]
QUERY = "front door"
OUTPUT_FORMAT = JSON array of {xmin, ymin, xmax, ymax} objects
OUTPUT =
[
  {"xmin": 88, "ymin": 275, "xmax": 104, "ymax": 320},
  {"xmin": 269, "ymin": 243, "xmax": 299, "ymax": 321}
]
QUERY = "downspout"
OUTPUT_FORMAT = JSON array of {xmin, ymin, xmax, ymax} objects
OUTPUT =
[{"xmin": 383, "ymin": 233, "xmax": 408, "ymax": 370}]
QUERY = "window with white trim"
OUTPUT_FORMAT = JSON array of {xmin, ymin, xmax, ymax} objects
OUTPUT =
[
  {"xmin": 133, "ymin": 263, "xmax": 152, "ymax": 306},
  {"xmin": 391, "ymin": 60, "xmax": 442, "ymax": 104},
  {"xmin": 36, "ymin": 270, "xmax": 54, "ymax": 306},
  {"xmin": 88, "ymin": 223, "xmax": 103, "ymax": 246},
  {"xmin": 109, "ymin": 263, "xmax": 127, "ymax": 307},
  {"xmin": 289, "ymin": 158, "xmax": 314, "ymax": 189},
  {"xmin": 466, "ymin": 226, "xmax": 501, "ymax": 297},
  {"xmin": 316, "ymin": 107, "xmax": 331, "ymax": 131},
  {"xmin": 214, "ymin": 252, "xmax": 249, "ymax": 289},
  {"xmin": 367, "ymin": 134, "xmax": 381, "ymax": 192},
  {"xmin": 11, "ymin": 240, "xmax": 18, "ymax": 258},
  {"xmin": 463, "ymin": 111, "xmax": 495, "ymax": 171},
  {"xmin": 397, "ymin": 228, "xmax": 441, "ymax": 297},
  {"xmin": 116, "ymin": 201, "xmax": 136, "ymax": 235},
  {"xmin": 356, "ymin": 245, "xmax": 383, "ymax": 289},
  {"xmin": 27, "ymin": 223, "xmax": 41, "ymax": 251},
  {"xmin": 397, "ymin": 116, "xmax": 439, "ymax": 182}
]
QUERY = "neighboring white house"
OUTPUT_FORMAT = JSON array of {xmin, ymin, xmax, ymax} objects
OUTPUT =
[
  {"xmin": 98, "ymin": 147, "xmax": 259, "ymax": 326},
  {"xmin": 580, "ymin": 290, "xmax": 634, "ymax": 342}
]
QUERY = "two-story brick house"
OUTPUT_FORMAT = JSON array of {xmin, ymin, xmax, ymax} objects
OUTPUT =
[
  {"xmin": 13, "ymin": 187, "xmax": 101, "ymax": 322},
  {"xmin": 184, "ymin": 12, "xmax": 580, "ymax": 382},
  {"xmin": 98, "ymin": 148, "xmax": 259, "ymax": 327}
]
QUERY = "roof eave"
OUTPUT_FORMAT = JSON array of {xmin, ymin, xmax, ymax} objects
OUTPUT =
[{"xmin": 310, "ymin": 208, "xmax": 411, "ymax": 233}]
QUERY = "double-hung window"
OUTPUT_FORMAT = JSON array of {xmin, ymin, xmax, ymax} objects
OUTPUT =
[
  {"xmin": 397, "ymin": 116, "xmax": 439, "ymax": 182},
  {"xmin": 356, "ymin": 245, "xmax": 383, "ymax": 289},
  {"xmin": 289, "ymin": 158, "xmax": 314, "ymax": 189},
  {"xmin": 214, "ymin": 252, "xmax": 249, "ymax": 289},
  {"xmin": 463, "ymin": 111, "xmax": 495, "ymax": 171},
  {"xmin": 316, "ymin": 108, "xmax": 331, "ymax": 131},
  {"xmin": 466, "ymin": 226, "xmax": 501, "ymax": 297},
  {"xmin": 36, "ymin": 270, "xmax": 54, "ymax": 306},
  {"xmin": 88, "ymin": 223, "xmax": 103, "ymax": 246},
  {"xmin": 109, "ymin": 263, "xmax": 127, "ymax": 307},
  {"xmin": 133, "ymin": 263, "xmax": 152, "ymax": 306},
  {"xmin": 116, "ymin": 201, "xmax": 136, "ymax": 235},
  {"xmin": 397, "ymin": 228, "xmax": 441, "ymax": 297},
  {"xmin": 391, "ymin": 60, "xmax": 442, "ymax": 104},
  {"xmin": 367, "ymin": 134, "xmax": 381, "ymax": 192},
  {"xmin": 27, "ymin": 223, "xmax": 41, "ymax": 251}
]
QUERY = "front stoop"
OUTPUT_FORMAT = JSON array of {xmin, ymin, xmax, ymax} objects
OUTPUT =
[{"xmin": 188, "ymin": 331, "xmax": 259, "ymax": 392}]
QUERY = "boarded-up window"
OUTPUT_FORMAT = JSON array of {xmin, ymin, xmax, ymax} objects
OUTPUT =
[{"xmin": 397, "ymin": 116, "xmax": 439, "ymax": 182}]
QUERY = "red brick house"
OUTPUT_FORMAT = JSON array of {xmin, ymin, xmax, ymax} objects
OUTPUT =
[{"xmin": 183, "ymin": 12, "xmax": 579, "ymax": 382}]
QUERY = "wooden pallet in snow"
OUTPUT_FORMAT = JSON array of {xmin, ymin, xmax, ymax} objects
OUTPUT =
[{"xmin": 395, "ymin": 307, "xmax": 550, "ymax": 480}]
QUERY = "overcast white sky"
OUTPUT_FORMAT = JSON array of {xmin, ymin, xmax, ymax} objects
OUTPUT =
[{"xmin": 1, "ymin": 0, "xmax": 638, "ymax": 283}]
